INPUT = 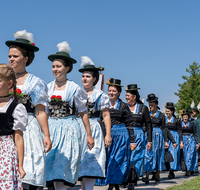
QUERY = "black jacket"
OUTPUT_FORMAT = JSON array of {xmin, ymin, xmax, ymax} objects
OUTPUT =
[
  {"xmin": 109, "ymin": 99, "xmax": 135, "ymax": 143},
  {"xmin": 131, "ymin": 104, "xmax": 152, "ymax": 142}
]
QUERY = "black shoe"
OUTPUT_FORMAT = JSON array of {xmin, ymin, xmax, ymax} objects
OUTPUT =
[
  {"xmin": 151, "ymin": 173, "xmax": 156, "ymax": 180},
  {"xmin": 195, "ymin": 170, "xmax": 199, "ymax": 173},
  {"xmin": 191, "ymin": 171, "xmax": 194, "ymax": 175},
  {"xmin": 185, "ymin": 171, "xmax": 190, "ymax": 176},
  {"xmin": 127, "ymin": 185, "xmax": 134, "ymax": 190},
  {"xmin": 155, "ymin": 178, "xmax": 160, "ymax": 184},
  {"xmin": 142, "ymin": 177, "xmax": 149, "ymax": 184},
  {"xmin": 168, "ymin": 170, "xmax": 175, "ymax": 179},
  {"xmin": 108, "ymin": 184, "xmax": 115, "ymax": 190},
  {"xmin": 114, "ymin": 184, "xmax": 119, "ymax": 190}
]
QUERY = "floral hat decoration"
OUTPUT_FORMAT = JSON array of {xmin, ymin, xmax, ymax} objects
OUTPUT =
[
  {"xmin": 5, "ymin": 30, "xmax": 39, "ymax": 52},
  {"xmin": 106, "ymin": 78, "xmax": 123, "ymax": 87},
  {"xmin": 79, "ymin": 56, "xmax": 100, "ymax": 73},
  {"xmin": 48, "ymin": 41, "xmax": 77, "ymax": 63}
]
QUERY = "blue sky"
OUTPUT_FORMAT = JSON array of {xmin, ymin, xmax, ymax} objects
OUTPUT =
[{"xmin": 0, "ymin": 1, "xmax": 200, "ymax": 108}]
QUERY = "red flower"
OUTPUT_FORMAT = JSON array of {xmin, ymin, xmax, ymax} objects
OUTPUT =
[
  {"xmin": 57, "ymin": 95, "xmax": 62, "ymax": 99},
  {"xmin": 51, "ymin": 95, "xmax": 56, "ymax": 99},
  {"xmin": 32, "ymin": 43, "xmax": 35, "ymax": 46},
  {"xmin": 16, "ymin": 88, "xmax": 22, "ymax": 94},
  {"xmin": 167, "ymin": 122, "xmax": 170, "ymax": 124},
  {"xmin": 10, "ymin": 89, "xmax": 14, "ymax": 92}
]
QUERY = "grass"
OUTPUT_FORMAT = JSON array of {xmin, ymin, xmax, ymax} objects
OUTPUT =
[{"xmin": 166, "ymin": 175, "xmax": 200, "ymax": 190}]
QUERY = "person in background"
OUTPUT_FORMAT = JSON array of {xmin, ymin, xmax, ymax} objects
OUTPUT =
[
  {"xmin": 181, "ymin": 110, "xmax": 199, "ymax": 176},
  {"xmin": 125, "ymin": 84, "xmax": 152, "ymax": 188},
  {"xmin": 165, "ymin": 102, "xmax": 183, "ymax": 179},
  {"xmin": 77, "ymin": 56, "xmax": 112, "ymax": 190},
  {"xmin": 95, "ymin": 78, "xmax": 135, "ymax": 190}
]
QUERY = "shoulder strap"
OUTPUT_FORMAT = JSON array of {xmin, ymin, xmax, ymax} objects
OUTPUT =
[
  {"xmin": 6, "ymin": 100, "xmax": 18, "ymax": 115},
  {"xmin": 138, "ymin": 104, "xmax": 144, "ymax": 113}
]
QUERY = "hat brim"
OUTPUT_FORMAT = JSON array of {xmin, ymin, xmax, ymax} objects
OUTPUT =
[
  {"xmin": 146, "ymin": 97, "xmax": 158, "ymax": 102},
  {"xmin": 79, "ymin": 68, "xmax": 100, "ymax": 73},
  {"xmin": 5, "ymin": 40, "xmax": 39, "ymax": 52},
  {"xmin": 125, "ymin": 88, "xmax": 140, "ymax": 91},
  {"xmin": 106, "ymin": 82, "xmax": 123, "ymax": 87},
  {"xmin": 48, "ymin": 54, "xmax": 77, "ymax": 63}
]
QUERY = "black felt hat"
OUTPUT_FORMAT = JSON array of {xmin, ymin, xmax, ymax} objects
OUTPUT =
[
  {"xmin": 125, "ymin": 84, "xmax": 140, "ymax": 91},
  {"xmin": 106, "ymin": 78, "xmax": 123, "ymax": 87},
  {"xmin": 48, "ymin": 41, "xmax": 77, "ymax": 64},
  {"xmin": 181, "ymin": 110, "xmax": 190, "ymax": 116},
  {"xmin": 146, "ymin": 93, "xmax": 158, "ymax": 102},
  {"xmin": 5, "ymin": 30, "xmax": 39, "ymax": 52},
  {"xmin": 165, "ymin": 102, "xmax": 175, "ymax": 109}
]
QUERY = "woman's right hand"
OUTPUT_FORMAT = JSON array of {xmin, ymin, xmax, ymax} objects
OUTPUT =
[
  {"xmin": 180, "ymin": 141, "xmax": 184, "ymax": 149},
  {"xmin": 130, "ymin": 143, "xmax": 136, "ymax": 151},
  {"xmin": 87, "ymin": 135, "xmax": 95, "ymax": 150},
  {"xmin": 19, "ymin": 166, "xmax": 26, "ymax": 179},
  {"xmin": 165, "ymin": 142, "xmax": 169, "ymax": 149}
]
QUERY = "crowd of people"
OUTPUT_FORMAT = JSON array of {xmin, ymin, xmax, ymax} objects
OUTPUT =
[{"xmin": 0, "ymin": 30, "xmax": 199, "ymax": 190}]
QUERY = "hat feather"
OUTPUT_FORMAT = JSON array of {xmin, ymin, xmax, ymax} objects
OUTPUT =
[
  {"xmin": 190, "ymin": 100, "xmax": 195, "ymax": 109},
  {"xmin": 81, "ymin": 56, "xmax": 95, "ymax": 68},
  {"xmin": 14, "ymin": 30, "xmax": 34, "ymax": 43},
  {"xmin": 197, "ymin": 102, "xmax": 200, "ymax": 110},
  {"xmin": 57, "ymin": 41, "xmax": 71, "ymax": 53}
]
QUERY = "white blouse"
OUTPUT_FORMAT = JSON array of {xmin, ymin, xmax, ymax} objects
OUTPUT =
[{"xmin": 0, "ymin": 99, "xmax": 28, "ymax": 131}]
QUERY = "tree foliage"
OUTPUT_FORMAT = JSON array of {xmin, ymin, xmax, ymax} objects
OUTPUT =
[{"xmin": 175, "ymin": 62, "xmax": 200, "ymax": 116}]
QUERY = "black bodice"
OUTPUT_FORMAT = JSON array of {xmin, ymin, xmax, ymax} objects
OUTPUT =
[
  {"xmin": 49, "ymin": 101, "xmax": 76, "ymax": 119},
  {"xmin": 0, "ymin": 101, "xmax": 18, "ymax": 136},
  {"xmin": 131, "ymin": 104, "xmax": 152, "ymax": 142},
  {"xmin": 109, "ymin": 99, "xmax": 135, "ymax": 143},
  {"xmin": 165, "ymin": 117, "xmax": 182, "ymax": 141},
  {"xmin": 180, "ymin": 121, "xmax": 198, "ymax": 143}
]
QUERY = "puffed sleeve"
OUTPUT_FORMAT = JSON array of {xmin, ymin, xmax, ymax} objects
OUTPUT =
[
  {"xmin": 13, "ymin": 104, "xmax": 28, "ymax": 131},
  {"xmin": 143, "ymin": 105, "xmax": 152, "ymax": 142},
  {"xmin": 30, "ymin": 79, "xmax": 49, "ymax": 107},
  {"xmin": 73, "ymin": 86, "xmax": 87, "ymax": 113},
  {"xmin": 99, "ymin": 93, "xmax": 110, "ymax": 111}
]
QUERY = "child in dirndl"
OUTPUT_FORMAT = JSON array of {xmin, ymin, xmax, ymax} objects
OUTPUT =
[{"xmin": 0, "ymin": 64, "xmax": 28, "ymax": 189}]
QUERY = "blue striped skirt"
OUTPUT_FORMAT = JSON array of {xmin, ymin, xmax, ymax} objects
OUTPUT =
[
  {"xmin": 95, "ymin": 124, "xmax": 130, "ymax": 185},
  {"xmin": 130, "ymin": 127, "xmax": 145, "ymax": 177},
  {"xmin": 168, "ymin": 130, "xmax": 180, "ymax": 170},
  {"xmin": 183, "ymin": 134, "xmax": 198, "ymax": 171},
  {"xmin": 144, "ymin": 127, "xmax": 166, "ymax": 172}
]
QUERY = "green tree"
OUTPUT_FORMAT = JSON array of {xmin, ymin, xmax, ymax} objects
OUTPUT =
[{"xmin": 175, "ymin": 61, "xmax": 200, "ymax": 116}]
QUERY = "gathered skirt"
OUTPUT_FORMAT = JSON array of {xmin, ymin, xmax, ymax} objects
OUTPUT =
[
  {"xmin": 168, "ymin": 130, "xmax": 181, "ymax": 170},
  {"xmin": 144, "ymin": 127, "xmax": 166, "ymax": 172},
  {"xmin": 130, "ymin": 127, "xmax": 145, "ymax": 177},
  {"xmin": 183, "ymin": 134, "xmax": 198, "ymax": 171},
  {"xmin": 95, "ymin": 124, "xmax": 130, "ymax": 185},
  {"xmin": 22, "ymin": 114, "xmax": 46, "ymax": 187},
  {"xmin": 0, "ymin": 135, "xmax": 23, "ymax": 190},
  {"xmin": 78, "ymin": 118, "xmax": 106, "ymax": 179},
  {"xmin": 46, "ymin": 116, "xmax": 81, "ymax": 186}
]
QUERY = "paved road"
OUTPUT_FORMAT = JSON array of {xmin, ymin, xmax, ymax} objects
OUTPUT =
[{"xmin": 67, "ymin": 167, "xmax": 200, "ymax": 190}]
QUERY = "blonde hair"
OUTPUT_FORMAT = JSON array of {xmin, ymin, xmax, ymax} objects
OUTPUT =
[{"xmin": 0, "ymin": 64, "xmax": 17, "ymax": 101}]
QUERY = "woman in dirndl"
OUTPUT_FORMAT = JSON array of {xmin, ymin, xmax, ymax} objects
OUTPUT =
[
  {"xmin": 125, "ymin": 84, "xmax": 152, "ymax": 187},
  {"xmin": 77, "ymin": 56, "xmax": 112, "ymax": 190},
  {"xmin": 6, "ymin": 30, "xmax": 52, "ymax": 190},
  {"xmin": 180, "ymin": 110, "xmax": 199, "ymax": 176},
  {"xmin": 144, "ymin": 93, "xmax": 169, "ymax": 184},
  {"xmin": 46, "ymin": 42, "xmax": 94, "ymax": 190},
  {"xmin": 165, "ymin": 102, "xmax": 183, "ymax": 179},
  {"xmin": 95, "ymin": 78, "xmax": 135, "ymax": 190}
]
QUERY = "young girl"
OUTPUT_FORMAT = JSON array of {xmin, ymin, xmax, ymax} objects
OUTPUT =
[{"xmin": 0, "ymin": 64, "xmax": 28, "ymax": 189}]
